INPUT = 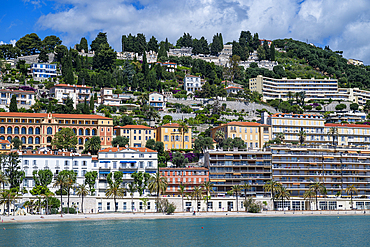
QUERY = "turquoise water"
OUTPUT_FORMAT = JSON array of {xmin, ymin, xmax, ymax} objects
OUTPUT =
[{"xmin": 0, "ymin": 216, "xmax": 369, "ymax": 246}]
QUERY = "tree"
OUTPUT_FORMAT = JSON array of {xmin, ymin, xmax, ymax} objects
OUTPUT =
[
  {"xmin": 60, "ymin": 170, "xmax": 77, "ymax": 214},
  {"xmin": 275, "ymin": 186, "xmax": 290, "ymax": 212},
  {"xmin": 84, "ymin": 171, "xmax": 98, "ymax": 195},
  {"xmin": 202, "ymin": 181, "xmax": 214, "ymax": 212},
  {"xmin": 42, "ymin": 35, "xmax": 62, "ymax": 52},
  {"xmin": 177, "ymin": 120, "xmax": 189, "ymax": 149},
  {"xmin": 75, "ymin": 183, "xmax": 89, "ymax": 213},
  {"xmin": 53, "ymin": 172, "xmax": 68, "ymax": 214},
  {"xmin": 51, "ymin": 128, "xmax": 77, "ymax": 150},
  {"xmin": 350, "ymin": 103, "xmax": 359, "ymax": 111},
  {"xmin": 38, "ymin": 49, "xmax": 49, "ymax": 63},
  {"xmin": 55, "ymin": 45, "xmax": 68, "ymax": 62},
  {"xmin": 41, "ymin": 191, "xmax": 54, "ymax": 215},
  {"xmin": 328, "ymin": 127, "xmax": 338, "ymax": 146},
  {"xmin": 93, "ymin": 43, "xmax": 117, "ymax": 71},
  {"xmin": 298, "ymin": 130, "xmax": 307, "ymax": 145},
  {"xmin": 190, "ymin": 186, "xmax": 203, "ymax": 212},
  {"xmin": 0, "ymin": 190, "xmax": 19, "ymax": 216},
  {"xmin": 90, "ymin": 32, "xmax": 108, "ymax": 52},
  {"xmin": 241, "ymin": 183, "xmax": 251, "ymax": 201},
  {"xmin": 335, "ymin": 104, "xmax": 347, "ymax": 111},
  {"xmin": 84, "ymin": 136, "xmax": 101, "ymax": 155},
  {"xmin": 270, "ymin": 42, "xmax": 275, "ymax": 61},
  {"xmin": 127, "ymin": 182, "xmax": 136, "ymax": 212},
  {"xmin": 224, "ymin": 55, "xmax": 241, "ymax": 82},
  {"xmin": 145, "ymin": 139, "xmax": 156, "ymax": 150},
  {"xmin": 275, "ymin": 133, "xmax": 285, "ymax": 144},
  {"xmin": 148, "ymin": 173, "xmax": 168, "ymax": 212},
  {"xmin": 309, "ymin": 182, "xmax": 325, "ymax": 210},
  {"xmin": 131, "ymin": 171, "xmax": 151, "ymax": 196},
  {"xmin": 345, "ymin": 185, "xmax": 358, "ymax": 209},
  {"xmin": 105, "ymin": 183, "xmax": 125, "ymax": 212},
  {"xmin": 112, "ymin": 136, "xmax": 129, "ymax": 147},
  {"xmin": 263, "ymin": 180, "xmax": 280, "ymax": 210},
  {"xmin": 172, "ymin": 152, "xmax": 188, "ymax": 167},
  {"xmin": 15, "ymin": 33, "xmax": 42, "ymax": 55},
  {"xmin": 0, "ymin": 171, "xmax": 9, "ymax": 191},
  {"xmin": 303, "ymin": 190, "xmax": 315, "ymax": 210},
  {"xmin": 11, "ymin": 137, "xmax": 21, "ymax": 149},
  {"xmin": 147, "ymin": 36, "xmax": 159, "ymax": 53},
  {"xmin": 9, "ymin": 95, "xmax": 18, "ymax": 112},
  {"xmin": 79, "ymin": 37, "xmax": 88, "ymax": 52},
  {"xmin": 193, "ymin": 136, "xmax": 214, "ymax": 154},
  {"xmin": 178, "ymin": 184, "xmax": 186, "ymax": 212},
  {"xmin": 32, "ymin": 169, "xmax": 53, "ymax": 188},
  {"xmin": 230, "ymin": 185, "xmax": 241, "ymax": 212},
  {"xmin": 4, "ymin": 152, "xmax": 24, "ymax": 189},
  {"xmin": 214, "ymin": 130, "xmax": 225, "ymax": 147}
]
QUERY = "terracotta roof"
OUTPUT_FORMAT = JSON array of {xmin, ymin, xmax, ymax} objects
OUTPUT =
[
  {"xmin": 51, "ymin": 84, "xmax": 92, "ymax": 89},
  {"xmin": 114, "ymin": 125, "xmax": 154, "ymax": 129},
  {"xmin": 160, "ymin": 123, "xmax": 181, "ymax": 127},
  {"xmin": 92, "ymin": 157, "xmax": 98, "ymax": 161},
  {"xmin": 0, "ymin": 112, "xmax": 111, "ymax": 120},
  {"xmin": 159, "ymin": 167, "xmax": 208, "ymax": 171},
  {"xmin": 271, "ymin": 113, "xmax": 322, "ymax": 118},
  {"xmin": 0, "ymin": 140, "xmax": 10, "ymax": 144},
  {"xmin": 185, "ymin": 75, "xmax": 200, "ymax": 78},
  {"xmin": 18, "ymin": 150, "xmax": 91, "ymax": 157},
  {"xmin": 325, "ymin": 123, "xmax": 370, "ymax": 128},
  {"xmin": 0, "ymin": 90, "xmax": 35, "ymax": 94},
  {"xmin": 222, "ymin": 121, "xmax": 269, "ymax": 127},
  {"xmin": 53, "ymin": 114, "xmax": 111, "ymax": 120},
  {"xmin": 225, "ymin": 86, "xmax": 243, "ymax": 90},
  {"xmin": 99, "ymin": 147, "xmax": 157, "ymax": 153}
]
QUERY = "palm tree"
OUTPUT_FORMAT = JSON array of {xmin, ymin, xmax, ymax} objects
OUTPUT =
[
  {"xmin": 127, "ymin": 182, "xmax": 136, "ymax": 213},
  {"xmin": 76, "ymin": 184, "xmax": 90, "ymax": 213},
  {"xmin": 263, "ymin": 180, "xmax": 280, "ymax": 210},
  {"xmin": 320, "ymin": 186, "xmax": 328, "ymax": 210},
  {"xmin": 41, "ymin": 191, "xmax": 54, "ymax": 215},
  {"xmin": 177, "ymin": 120, "xmax": 189, "ymax": 149},
  {"xmin": 202, "ymin": 181, "xmax": 214, "ymax": 212},
  {"xmin": 53, "ymin": 173, "xmax": 68, "ymax": 215},
  {"xmin": 84, "ymin": 136, "xmax": 101, "ymax": 155},
  {"xmin": 303, "ymin": 190, "xmax": 315, "ymax": 210},
  {"xmin": 287, "ymin": 91, "xmax": 293, "ymax": 102},
  {"xmin": 298, "ymin": 129, "xmax": 307, "ymax": 145},
  {"xmin": 148, "ymin": 173, "xmax": 168, "ymax": 212},
  {"xmin": 64, "ymin": 171, "xmax": 77, "ymax": 214},
  {"xmin": 275, "ymin": 132, "xmax": 285, "ymax": 144},
  {"xmin": 230, "ymin": 185, "xmax": 242, "ymax": 212},
  {"xmin": 345, "ymin": 185, "xmax": 358, "ymax": 209},
  {"xmin": 275, "ymin": 186, "xmax": 290, "ymax": 211},
  {"xmin": 190, "ymin": 186, "xmax": 203, "ymax": 212},
  {"xmin": 0, "ymin": 190, "xmax": 19, "ymax": 216},
  {"xmin": 106, "ymin": 183, "xmax": 125, "ymax": 212},
  {"xmin": 328, "ymin": 127, "xmax": 338, "ymax": 146},
  {"xmin": 214, "ymin": 130, "xmax": 225, "ymax": 148},
  {"xmin": 178, "ymin": 184, "xmax": 186, "ymax": 212},
  {"xmin": 0, "ymin": 171, "xmax": 9, "ymax": 191},
  {"xmin": 309, "ymin": 182, "xmax": 325, "ymax": 210},
  {"xmin": 241, "ymin": 183, "xmax": 251, "ymax": 201}
]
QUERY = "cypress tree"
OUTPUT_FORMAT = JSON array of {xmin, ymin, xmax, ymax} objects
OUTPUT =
[
  {"xmin": 89, "ymin": 98, "xmax": 94, "ymax": 111},
  {"xmin": 9, "ymin": 95, "xmax": 18, "ymax": 112},
  {"xmin": 219, "ymin": 33, "xmax": 224, "ymax": 50},
  {"xmin": 83, "ymin": 98, "xmax": 90, "ymax": 114},
  {"xmin": 270, "ymin": 42, "xmax": 275, "ymax": 61},
  {"xmin": 142, "ymin": 51, "xmax": 149, "ymax": 78}
]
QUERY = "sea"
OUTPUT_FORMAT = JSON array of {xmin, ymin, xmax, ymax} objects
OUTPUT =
[{"xmin": 0, "ymin": 216, "xmax": 369, "ymax": 246}]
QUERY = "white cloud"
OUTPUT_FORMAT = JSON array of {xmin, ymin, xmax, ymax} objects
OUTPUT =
[
  {"xmin": 0, "ymin": 40, "xmax": 17, "ymax": 46},
  {"xmin": 36, "ymin": 0, "xmax": 370, "ymax": 63}
]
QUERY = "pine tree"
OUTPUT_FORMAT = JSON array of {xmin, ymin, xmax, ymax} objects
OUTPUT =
[
  {"xmin": 80, "ymin": 37, "xmax": 88, "ymax": 52},
  {"xmin": 9, "ymin": 95, "xmax": 18, "ymax": 112},
  {"xmin": 38, "ymin": 49, "xmax": 49, "ymax": 63}
]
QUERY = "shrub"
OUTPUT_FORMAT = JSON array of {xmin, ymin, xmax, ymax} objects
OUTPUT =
[
  {"xmin": 243, "ymin": 197, "xmax": 262, "ymax": 213},
  {"xmin": 62, "ymin": 207, "xmax": 77, "ymax": 214},
  {"xmin": 315, "ymin": 106, "xmax": 322, "ymax": 111}
]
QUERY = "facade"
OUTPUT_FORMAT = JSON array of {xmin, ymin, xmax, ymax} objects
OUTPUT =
[
  {"xmin": 30, "ymin": 63, "xmax": 57, "ymax": 81},
  {"xmin": 18, "ymin": 150, "xmax": 93, "ymax": 193},
  {"xmin": 184, "ymin": 75, "xmax": 203, "ymax": 93},
  {"xmin": 259, "ymin": 39, "xmax": 272, "ymax": 47},
  {"xmin": 347, "ymin": 59, "xmax": 364, "ymax": 66},
  {"xmin": 159, "ymin": 167, "xmax": 209, "ymax": 195},
  {"xmin": 156, "ymin": 123, "xmax": 192, "ymax": 150},
  {"xmin": 325, "ymin": 123, "xmax": 370, "ymax": 147},
  {"xmin": 0, "ymin": 139, "xmax": 11, "ymax": 152},
  {"xmin": 149, "ymin": 92, "xmax": 166, "ymax": 111},
  {"xmin": 225, "ymin": 86, "xmax": 243, "ymax": 95},
  {"xmin": 96, "ymin": 147, "xmax": 157, "ymax": 194},
  {"xmin": 0, "ymin": 112, "xmax": 113, "ymax": 150},
  {"xmin": 0, "ymin": 89, "xmax": 35, "ymax": 110},
  {"xmin": 271, "ymin": 146, "xmax": 370, "ymax": 197},
  {"xmin": 326, "ymin": 112, "xmax": 366, "ymax": 123},
  {"xmin": 159, "ymin": 62, "xmax": 177, "ymax": 73},
  {"xmin": 114, "ymin": 125, "xmax": 155, "ymax": 147},
  {"xmin": 49, "ymin": 84, "xmax": 92, "ymax": 108},
  {"xmin": 205, "ymin": 150, "xmax": 272, "ymax": 198},
  {"xmin": 210, "ymin": 122, "xmax": 272, "ymax": 149}
]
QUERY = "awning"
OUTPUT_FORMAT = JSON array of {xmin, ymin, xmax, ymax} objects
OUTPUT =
[
  {"xmin": 360, "ymin": 151, "xmax": 370, "ymax": 154},
  {"xmin": 233, "ymin": 173, "xmax": 241, "ymax": 175},
  {"xmin": 99, "ymin": 171, "xmax": 110, "ymax": 174},
  {"xmin": 324, "ymin": 157, "xmax": 334, "ymax": 159},
  {"xmin": 146, "ymin": 171, "xmax": 156, "ymax": 174},
  {"xmin": 99, "ymin": 161, "xmax": 111, "ymax": 163},
  {"xmin": 347, "ymin": 151, "xmax": 358, "ymax": 154},
  {"xmin": 210, "ymin": 179, "xmax": 226, "ymax": 182},
  {"xmin": 120, "ymin": 161, "xmax": 137, "ymax": 163},
  {"xmin": 309, "ymin": 163, "xmax": 317, "ymax": 165},
  {"xmin": 122, "ymin": 171, "xmax": 135, "ymax": 174},
  {"xmin": 293, "ymin": 183, "xmax": 300, "ymax": 185}
]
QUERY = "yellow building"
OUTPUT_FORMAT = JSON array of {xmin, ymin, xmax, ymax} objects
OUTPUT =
[
  {"xmin": 210, "ymin": 122, "xmax": 272, "ymax": 149},
  {"xmin": 114, "ymin": 125, "xmax": 155, "ymax": 148},
  {"xmin": 156, "ymin": 123, "xmax": 192, "ymax": 150},
  {"xmin": 0, "ymin": 140, "xmax": 11, "ymax": 153}
]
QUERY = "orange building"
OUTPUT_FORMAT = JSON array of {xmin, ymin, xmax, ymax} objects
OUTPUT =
[
  {"xmin": 159, "ymin": 167, "xmax": 209, "ymax": 194},
  {"xmin": 0, "ymin": 112, "xmax": 113, "ymax": 150}
]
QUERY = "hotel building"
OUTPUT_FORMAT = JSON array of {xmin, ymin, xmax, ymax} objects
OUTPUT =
[
  {"xmin": 210, "ymin": 122, "xmax": 271, "ymax": 149},
  {"xmin": 156, "ymin": 123, "xmax": 192, "ymax": 150},
  {"xmin": 114, "ymin": 125, "xmax": 156, "ymax": 148},
  {"xmin": 0, "ymin": 112, "xmax": 113, "ymax": 150},
  {"xmin": 49, "ymin": 84, "xmax": 92, "ymax": 108}
]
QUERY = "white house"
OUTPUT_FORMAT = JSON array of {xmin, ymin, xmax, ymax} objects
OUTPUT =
[
  {"xmin": 0, "ymin": 89, "xmax": 36, "ymax": 110},
  {"xmin": 49, "ymin": 84, "xmax": 92, "ymax": 108},
  {"xmin": 149, "ymin": 92, "xmax": 166, "ymax": 111},
  {"xmin": 184, "ymin": 75, "xmax": 203, "ymax": 92},
  {"xmin": 225, "ymin": 86, "xmax": 243, "ymax": 95},
  {"xmin": 29, "ymin": 63, "xmax": 57, "ymax": 81}
]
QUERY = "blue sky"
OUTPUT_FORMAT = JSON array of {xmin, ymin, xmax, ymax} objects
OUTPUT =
[{"xmin": 2, "ymin": 0, "xmax": 370, "ymax": 64}]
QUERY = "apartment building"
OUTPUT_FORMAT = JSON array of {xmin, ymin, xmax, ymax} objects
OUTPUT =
[
  {"xmin": 0, "ymin": 112, "xmax": 113, "ymax": 150},
  {"xmin": 18, "ymin": 150, "xmax": 93, "ymax": 192},
  {"xmin": 96, "ymin": 147, "xmax": 157, "ymax": 194},
  {"xmin": 149, "ymin": 92, "xmax": 166, "ymax": 111},
  {"xmin": 0, "ymin": 89, "xmax": 35, "ymax": 110},
  {"xmin": 271, "ymin": 146, "xmax": 370, "ymax": 199},
  {"xmin": 159, "ymin": 167, "xmax": 209, "ymax": 195},
  {"xmin": 156, "ymin": 123, "xmax": 192, "ymax": 150},
  {"xmin": 205, "ymin": 150, "xmax": 272, "ymax": 198},
  {"xmin": 49, "ymin": 84, "xmax": 91, "ymax": 108},
  {"xmin": 326, "ymin": 112, "xmax": 366, "ymax": 123},
  {"xmin": 184, "ymin": 75, "xmax": 203, "ymax": 92},
  {"xmin": 210, "ymin": 122, "xmax": 271, "ymax": 149},
  {"xmin": 29, "ymin": 63, "xmax": 57, "ymax": 81},
  {"xmin": 325, "ymin": 123, "xmax": 370, "ymax": 147},
  {"xmin": 114, "ymin": 125, "xmax": 155, "ymax": 147}
]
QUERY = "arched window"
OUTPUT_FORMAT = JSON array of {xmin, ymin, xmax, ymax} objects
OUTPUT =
[
  {"xmin": 7, "ymin": 136, "xmax": 12, "ymax": 142},
  {"xmin": 7, "ymin": 127, "xmax": 12, "ymax": 134},
  {"xmin": 21, "ymin": 137, "xmax": 26, "ymax": 144},
  {"xmin": 85, "ymin": 138, "xmax": 89, "ymax": 143},
  {"xmin": 28, "ymin": 127, "xmax": 33, "ymax": 135},
  {"xmin": 0, "ymin": 136, "xmax": 4, "ymax": 140},
  {"xmin": 79, "ymin": 129, "xmax": 83, "ymax": 135},
  {"xmin": 14, "ymin": 127, "xmax": 19, "ymax": 134},
  {"xmin": 47, "ymin": 137, "xmax": 52, "ymax": 143},
  {"xmin": 58, "ymin": 128, "xmax": 61, "ymax": 132},
  {"xmin": 78, "ymin": 138, "xmax": 83, "ymax": 145},
  {"xmin": 28, "ymin": 137, "xmax": 33, "ymax": 144},
  {"xmin": 21, "ymin": 127, "xmax": 26, "ymax": 134},
  {"xmin": 85, "ymin": 129, "xmax": 90, "ymax": 135},
  {"xmin": 47, "ymin": 127, "xmax": 52, "ymax": 135},
  {"xmin": 0, "ymin": 127, "xmax": 4, "ymax": 134},
  {"xmin": 73, "ymin": 129, "xmax": 76, "ymax": 134},
  {"xmin": 92, "ymin": 129, "xmax": 97, "ymax": 136},
  {"xmin": 35, "ymin": 137, "xmax": 40, "ymax": 144},
  {"xmin": 35, "ymin": 127, "xmax": 40, "ymax": 134}
]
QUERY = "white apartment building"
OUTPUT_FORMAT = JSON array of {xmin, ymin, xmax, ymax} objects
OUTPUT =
[
  {"xmin": 29, "ymin": 63, "xmax": 57, "ymax": 81},
  {"xmin": 17, "ymin": 150, "xmax": 93, "ymax": 193},
  {"xmin": 0, "ymin": 89, "xmax": 35, "ymax": 110},
  {"xmin": 49, "ymin": 84, "xmax": 91, "ymax": 108},
  {"xmin": 96, "ymin": 147, "xmax": 158, "ymax": 195},
  {"xmin": 149, "ymin": 92, "xmax": 166, "ymax": 111},
  {"xmin": 184, "ymin": 75, "xmax": 203, "ymax": 92}
]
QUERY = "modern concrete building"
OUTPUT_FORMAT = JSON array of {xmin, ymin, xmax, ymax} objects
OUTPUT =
[
  {"xmin": 114, "ymin": 125, "xmax": 155, "ymax": 147},
  {"xmin": 326, "ymin": 112, "xmax": 366, "ymax": 123},
  {"xmin": 49, "ymin": 84, "xmax": 92, "ymax": 108},
  {"xmin": 29, "ymin": 63, "xmax": 57, "ymax": 81},
  {"xmin": 156, "ymin": 123, "xmax": 192, "ymax": 150},
  {"xmin": 149, "ymin": 92, "xmax": 166, "ymax": 111}
]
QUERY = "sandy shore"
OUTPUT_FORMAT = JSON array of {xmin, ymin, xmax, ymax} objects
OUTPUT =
[{"xmin": 0, "ymin": 210, "xmax": 369, "ymax": 224}]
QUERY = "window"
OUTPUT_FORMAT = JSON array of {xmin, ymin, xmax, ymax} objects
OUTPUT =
[
  {"xmin": 14, "ymin": 127, "xmax": 19, "ymax": 134},
  {"xmin": 28, "ymin": 137, "xmax": 33, "ymax": 144},
  {"xmin": 65, "ymin": 161, "xmax": 69, "ymax": 166},
  {"xmin": 7, "ymin": 127, "xmax": 12, "ymax": 134},
  {"xmin": 139, "ymin": 161, "xmax": 144, "ymax": 168},
  {"xmin": 107, "ymin": 202, "xmax": 110, "ymax": 211},
  {"xmin": 28, "ymin": 127, "xmax": 33, "ymax": 135},
  {"xmin": 0, "ymin": 127, "xmax": 4, "ymax": 134},
  {"xmin": 21, "ymin": 127, "xmax": 26, "ymax": 134},
  {"xmin": 35, "ymin": 137, "xmax": 40, "ymax": 144},
  {"xmin": 47, "ymin": 127, "xmax": 52, "ymax": 135},
  {"xmin": 123, "ymin": 202, "xmax": 127, "ymax": 210},
  {"xmin": 184, "ymin": 136, "xmax": 189, "ymax": 142},
  {"xmin": 74, "ymin": 161, "xmax": 78, "ymax": 166},
  {"xmin": 113, "ymin": 162, "xmax": 117, "ymax": 169}
]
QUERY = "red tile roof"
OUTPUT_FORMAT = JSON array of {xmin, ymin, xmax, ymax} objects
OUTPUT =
[
  {"xmin": 0, "ymin": 90, "xmax": 35, "ymax": 94},
  {"xmin": 159, "ymin": 167, "xmax": 208, "ymax": 171},
  {"xmin": 51, "ymin": 84, "xmax": 92, "ymax": 89},
  {"xmin": 325, "ymin": 123, "xmax": 370, "ymax": 128},
  {"xmin": 92, "ymin": 157, "xmax": 98, "ymax": 161},
  {"xmin": 160, "ymin": 123, "xmax": 181, "ymax": 127},
  {"xmin": 225, "ymin": 86, "xmax": 243, "ymax": 90},
  {"xmin": 0, "ymin": 112, "xmax": 111, "ymax": 120},
  {"xmin": 18, "ymin": 150, "xmax": 91, "ymax": 157},
  {"xmin": 0, "ymin": 140, "xmax": 10, "ymax": 144},
  {"xmin": 185, "ymin": 75, "xmax": 200, "ymax": 78},
  {"xmin": 114, "ymin": 125, "xmax": 154, "ymax": 129},
  {"xmin": 99, "ymin": 147, "xmax": 157, "ymax": 153},
  {"xmin": 223, "ymin": 121, "xmax": 269, "ymax": 127},
  {"xmin": 271, "ymin": 113, "xmax": 322, "ymax": 118}
]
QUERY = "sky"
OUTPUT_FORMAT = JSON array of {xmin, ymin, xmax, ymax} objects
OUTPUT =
[{"xmin": 1, "ymin": 0, "xmax": 370, "ymax": 64}]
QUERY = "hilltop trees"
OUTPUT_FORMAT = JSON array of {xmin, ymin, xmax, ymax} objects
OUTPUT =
[
  {"xmin": 210, "ymin": 33, "xmax": 223, "ymax": 55},
  {"xmin": 16, "ymin": 33, "xmax": 42, "ymax": 55}
]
